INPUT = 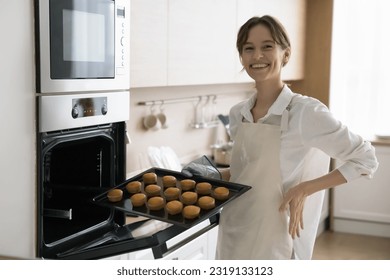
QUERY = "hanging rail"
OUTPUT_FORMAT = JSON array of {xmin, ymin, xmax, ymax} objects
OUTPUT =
[{"xmin": 137, "ymin": 95, "xmax": 216, "ymax": 106}]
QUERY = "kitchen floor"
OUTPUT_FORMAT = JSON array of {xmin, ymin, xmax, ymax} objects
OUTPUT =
[{"xmin": 312, "ymin": 230, "xmax": 390, "ymax": 260}]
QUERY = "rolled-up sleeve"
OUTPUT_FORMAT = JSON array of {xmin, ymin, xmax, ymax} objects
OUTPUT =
[{"xmin": 300, "ymin": 100, "xmax": 379, "ymax": 181}]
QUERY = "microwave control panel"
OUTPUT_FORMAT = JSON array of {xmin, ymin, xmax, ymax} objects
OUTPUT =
[{"xmin": 116, "ymin": 5, "xmax": 126, "ymax": 75}]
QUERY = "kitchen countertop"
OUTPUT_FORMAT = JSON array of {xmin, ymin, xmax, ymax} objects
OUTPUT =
[{"xmin": 368, "ymin": 136, "xmax": 390, "ymax": 146}]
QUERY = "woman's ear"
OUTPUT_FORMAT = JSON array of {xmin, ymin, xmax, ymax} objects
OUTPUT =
[{"xmin": 283, "ymin": 48, "xmax": 291, "ymax": 66}]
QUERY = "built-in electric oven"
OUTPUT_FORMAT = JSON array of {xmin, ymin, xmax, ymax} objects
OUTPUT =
[
  {"xmin": 35, "ymin": 0, "xmax": 130, "ymax": 93},
  {"xmin": 35, "ymin": 0, "xmax": 220, "ymax": 260},
  {"xmin": 36, "ymin": 93, "xmax": 219, "ymax": 260}
]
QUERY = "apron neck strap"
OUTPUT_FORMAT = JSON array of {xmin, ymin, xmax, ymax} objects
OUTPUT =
[{"xmin": 281, "ymin": 101, "xmax": 293, "ymax": 132}]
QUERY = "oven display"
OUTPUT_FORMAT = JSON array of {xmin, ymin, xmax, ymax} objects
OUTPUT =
[{"xmin": 71, "ymin": 97, "xmax": 107, "ymax": 118}]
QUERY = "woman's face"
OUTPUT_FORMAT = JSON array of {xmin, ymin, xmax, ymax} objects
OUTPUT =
[{"xmin": 240, "ymin": 24, "xmax": 289, "ymax": 83}]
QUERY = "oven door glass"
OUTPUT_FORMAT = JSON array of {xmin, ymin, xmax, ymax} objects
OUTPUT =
[{"xmin": 49, "ymin": 0, "xmax": 115, "ymax": 79}]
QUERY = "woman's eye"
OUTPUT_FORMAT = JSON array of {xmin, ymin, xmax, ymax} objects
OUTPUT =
[
  {"xmin": 244, "ymin": 46, "xmax": 254, "ymax": 51},
  {"xmin": 263, "ymin": 45, "xmax": 273, "ymax": 50}
]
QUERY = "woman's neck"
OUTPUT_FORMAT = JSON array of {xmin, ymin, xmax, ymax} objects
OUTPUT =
[{"xmin": 251, "ymin": 80, "xmax": 284, "ymax": 121}]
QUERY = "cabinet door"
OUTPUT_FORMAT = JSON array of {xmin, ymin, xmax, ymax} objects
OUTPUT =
[
  {"xmin": 168, "ymin": 0, "xmax": 237, "ymax": 86},
  {"xmin": 130, "ymin": 0, "xmax": 168, "ymax": 87},
  {"xmin": 102, "ymin": 253, "xmax": 129, "ymax": 260},
  {"xmin": 162, "ymin": 231, "xmax": 209, "ymax": 260},
  {"xmin": 207, "ymin": 226, "xmax": 219, "ymax": 259},
  {"xmin": 236, "ymin": 0, "xmax": 306, "ymax": 81},
  {"xmin": 334, "ymin": 145, "xmax": 390, "ymax": 224}
]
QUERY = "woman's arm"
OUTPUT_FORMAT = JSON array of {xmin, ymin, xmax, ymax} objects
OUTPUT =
[{"xmin": 279, "ymin": 169, "xmax": 347, "ymax": 239}]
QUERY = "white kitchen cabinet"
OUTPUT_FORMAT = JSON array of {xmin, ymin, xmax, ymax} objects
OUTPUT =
[
  {"xmin": 130, "ymin": 0, "xmax": 168, "ymax": 87},
  {"xmin": 235, "ymin": 0, "xmax": 306, "ymax": 82},
  {"xmin": 124, "ymin": 224, "xmax": 218, "ymax": 260},
  {"xmin": 162, "ymin": 230, "xmax": 209, "ymax": 260},
  {"xmin": 333, "ymin": 145, "xmax": 390, "ymax": 237},
  {"xmin": 317, "ymin": 190, "xmax": 329, "ymax": 236},
  {"xmin": 102, "ymin": 253, "xmax": 129, "ymax": 260},
  {"xmin": 167, "ymin": 0, "xmax": 237, "ymax": 86},
  {"xmin": 130, "ymin": 0, "xmax": 306, "ymax": 88}
]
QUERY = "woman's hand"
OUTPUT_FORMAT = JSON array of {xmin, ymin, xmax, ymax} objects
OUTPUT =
[
  {"xmin": 279, "ymin": 183, "xmax": 309, "ymax": 239},
  {"xmin": 279, "ymin": 169, "xmax": 347, "ymax": 239}
]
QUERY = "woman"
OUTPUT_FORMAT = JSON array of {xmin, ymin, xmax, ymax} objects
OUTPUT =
[{"xmin": 214, "ymin": 15, "xmax": 378, "ymax": 259}]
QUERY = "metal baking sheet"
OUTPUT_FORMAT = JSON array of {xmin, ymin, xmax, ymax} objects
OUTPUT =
[{"xmin": 92, "ymin": 167, "xmax": 251, "ymax": 228}]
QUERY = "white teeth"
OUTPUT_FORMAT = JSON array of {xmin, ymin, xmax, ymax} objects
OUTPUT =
[{"xmin": 251, "ymin": 63, "xmax": 268, "ymax": 69}]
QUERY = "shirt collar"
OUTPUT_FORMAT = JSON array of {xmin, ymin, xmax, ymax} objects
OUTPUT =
[{"xmin": 240, "ymin": 84, "xmax": 294, "ymax": 122}]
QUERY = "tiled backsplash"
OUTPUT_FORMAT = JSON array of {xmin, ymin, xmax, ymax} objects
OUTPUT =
[{"xmin": 126, "ymin": 83, "xmax": 254, "ymax": 175}]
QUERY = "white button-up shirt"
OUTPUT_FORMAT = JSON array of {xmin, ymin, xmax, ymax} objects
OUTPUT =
[{"xmin": 229, "ymin": 85, "xmax": 378, "ymax": 189}]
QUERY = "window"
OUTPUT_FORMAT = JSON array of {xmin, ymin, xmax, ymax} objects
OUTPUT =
[{"xmin": 330, "ymin": 0, "xmax": 390, "ymax": 138}]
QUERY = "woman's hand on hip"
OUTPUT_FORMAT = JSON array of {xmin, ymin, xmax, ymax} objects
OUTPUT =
[
  {"xmin": 279, "ymin": 169, "xmax": 347, "ymax": 239},
  {"xmin": 279, "ymin": 183, "xmax": 309, "ymax": 239}
]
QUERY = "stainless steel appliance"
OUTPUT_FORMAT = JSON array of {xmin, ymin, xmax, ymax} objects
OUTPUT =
[
  {"xmin": 36, "ymin": 93, "xmax": 220, "ymax": 259},
  {"xmin": 35, "ymin": 0, "xmax": 130, "ymax": 93},
  {"xmin": 35, "ymin": 1, "xmax": 222, "ymax": 260}
]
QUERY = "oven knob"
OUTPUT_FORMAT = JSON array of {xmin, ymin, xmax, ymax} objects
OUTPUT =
[
  {"xmin": 101, "ymin": 104, "xmax": 108, "ymax": 115},
  {"xmin": 71, "ymin": 107, "xmax": 79, "ymax": 119}
]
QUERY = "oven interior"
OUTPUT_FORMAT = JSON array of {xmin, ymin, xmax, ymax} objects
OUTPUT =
[
  {"xmin": 37, "ymin": 121, "xmax": 216, "ymax": 259},
  {"xmin": 38, "ymin": 122, "xmax": 127, "ymax": 259}
]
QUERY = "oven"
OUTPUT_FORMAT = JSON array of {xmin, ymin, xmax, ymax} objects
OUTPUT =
[
  {"xmin": 35, "ymin": 0, "xmax": 130, "ymax": 93},
  {"xmin": 36, "ymin": 92, "xmax": 219, "ymax": 259},
  {"xmin": 35, "ymin": 0, "xmax": 220, "ymax": 260}
]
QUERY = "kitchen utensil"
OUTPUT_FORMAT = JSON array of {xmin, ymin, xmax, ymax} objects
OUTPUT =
[
  {"xmin": 157, "ymin": 102, "xmax": 168, "ymax": 129},
  {"xmin": 143, "ymin": 105, "xmax": 161, "ymax": 131},
  {"xmin": 218, "ymin": 114, "xmax": 231, "ymax": 138},
  {"xmin": 211, "ymin": 142, "xmax": 233, "ymax": 166}
]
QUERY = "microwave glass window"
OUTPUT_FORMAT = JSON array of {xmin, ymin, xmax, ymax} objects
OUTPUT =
[
  {"xmin": 63, "ymin": 9, "xmax": 105, "ymax": 63},
  {"xmin": 49, "ymin": 0, "xmax": 115, "ymax": 79}
]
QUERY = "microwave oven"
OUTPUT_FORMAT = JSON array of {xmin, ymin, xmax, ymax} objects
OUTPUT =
[{"xmin": 35, "ymin": 0, "xmax": 130, "ymax": 94}]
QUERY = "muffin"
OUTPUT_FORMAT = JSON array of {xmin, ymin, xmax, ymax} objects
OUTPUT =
[
  {"xmin": 195, "ymin": 182, "xmax": 212, "ymax": 195},
  {"xmin": 144, "ymin": 184, "xmax": 161, "ymax": 197},
  {"xmin": 125, "ymin": 181, "xmax": 141, "ymax": 194},
  {"xmin": 162, "ymin": 175, "xmax": 177, "ymax": 188},
  {"xmin": 107, "ymin": 189, "xmax": 123, "ymax": 202},
  {"xmin": 166, "ymin": 200, "xmax": 183, "ymax": 215},
  {"xmin": 180, "ymin": 179, "xmax": 196, "ymax": 191},
  {"xmin": 164, "ymin": 187, "xmax": 180, "ymax": 201},
  {"xmin": 213, "ymin": 186, "xmax": 229, "ymax": 200},
  {"xmin": 130, "ymin": 193, "xmax": 147, "ymax": 207},
  {"xmin": 180, "ymin": 191, "xmax": 198, "ymax": 205},
  {"xmin": 197, "ymin": 196, "xmax": 215, "ymax": 210},
  {"xmin": 182, "ymin": 205, "xmax": 200, "ymax": 219},
  {"xmin": 142, "ymin": 172, "xmax": 157, "ymax": 185},
  {"xmin": 147, "ymin": 196, "xmax": 165, "ymax": 211}
]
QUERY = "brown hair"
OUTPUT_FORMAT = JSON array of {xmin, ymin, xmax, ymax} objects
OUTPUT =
[{"xmin": 236, "ymin": 15, "xmax": 291, "ymax": 56}]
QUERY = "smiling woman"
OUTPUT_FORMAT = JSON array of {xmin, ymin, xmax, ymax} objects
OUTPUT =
[
  {"xmin": 330, "ymin": 0, "xmax": 390, "ymax": 138},
  {"xmin": 198, "ymin": 14, "xmax": 379, "ymax": 260}
]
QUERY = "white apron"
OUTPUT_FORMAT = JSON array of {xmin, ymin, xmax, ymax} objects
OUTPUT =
[{"xmin": 216, "ymin": 106, "xmax": 328, "ymax": 260}]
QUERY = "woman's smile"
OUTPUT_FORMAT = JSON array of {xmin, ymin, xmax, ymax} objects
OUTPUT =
[{"xmin": 250, "ymin": 63, "xmax": 269, "ymax": 69}]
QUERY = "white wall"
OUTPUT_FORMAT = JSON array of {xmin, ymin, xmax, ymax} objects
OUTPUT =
[
  {"xmin": 0, "ymin": 1, "xmax": 36, "ymax": 258},
  {"xmin": 126, "ymin": 83, "xmax": 253, "ymax": 174}
]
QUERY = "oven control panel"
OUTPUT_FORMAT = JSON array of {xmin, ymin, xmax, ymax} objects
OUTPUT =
[
  {"xmin": 72, "ymin": 97, "xmax": 108, "ymax": 119},
  {"xmin": 39, "ymin": 92, "xmax": 129, "ymax": 133}
]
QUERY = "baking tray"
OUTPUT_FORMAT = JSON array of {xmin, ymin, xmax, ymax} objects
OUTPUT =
[{"xmin": 92, "ymin": 167, "xmax": 251, "ymax": 228}]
